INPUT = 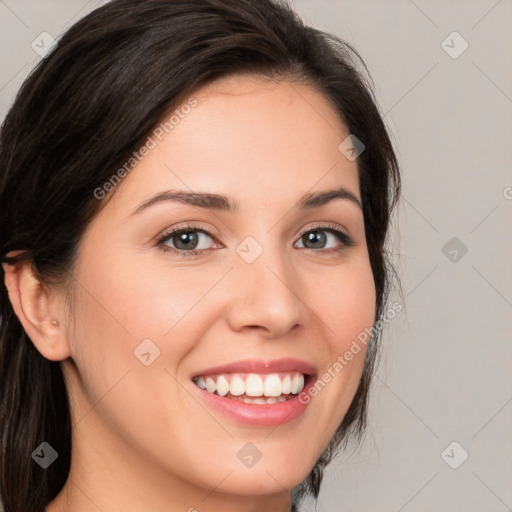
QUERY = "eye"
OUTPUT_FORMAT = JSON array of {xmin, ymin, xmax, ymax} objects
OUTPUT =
[
  {"xmin": 157, "ymin": 224, "xmax": 220, "ymax": 256},
  {"xmin": 156, "ymin": 222, "xmax": 354, "ymax": 258},
  {"xmin": 294, "ymin": 224, "xmax": 354, "ymax": 253}
]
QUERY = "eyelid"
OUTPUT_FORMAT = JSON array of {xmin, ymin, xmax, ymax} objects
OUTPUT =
[{"xmin": 296, "ymin": 221, "xmax": 350, "ymax": 239}]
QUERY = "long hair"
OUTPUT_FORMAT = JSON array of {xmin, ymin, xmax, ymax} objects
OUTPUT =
[{"xmin": 0, "ymin": 1, "xmax": 401, "ymax": 510}]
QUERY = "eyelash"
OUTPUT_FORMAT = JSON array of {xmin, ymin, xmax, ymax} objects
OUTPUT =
[{"xmin": 156, "ymin": 222, "xmax": 355, "ymax": 257}]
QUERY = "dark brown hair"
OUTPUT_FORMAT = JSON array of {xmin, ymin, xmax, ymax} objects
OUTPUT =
[{"xmin": 0, "ymin": 1, "xmax": 400, "ymax": 510}]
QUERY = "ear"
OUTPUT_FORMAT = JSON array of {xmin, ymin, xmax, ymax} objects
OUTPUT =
[{"xmin": 2, "ymin": 253, "xmax": 71, "ymax": 361}]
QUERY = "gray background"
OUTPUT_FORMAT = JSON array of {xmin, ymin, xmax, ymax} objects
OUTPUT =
[{"xmin": 1, "ymin": 1, "xmax": 511, "ymax": 511}]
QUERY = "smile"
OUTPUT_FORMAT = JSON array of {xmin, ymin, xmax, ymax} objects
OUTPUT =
[
  {"xmin": 190, "ymin": 359, "xmax": 316, "ymax": 426},
  {"xmin": 193, "ymin": 371, "xmax": 305, "ymax": 404}
]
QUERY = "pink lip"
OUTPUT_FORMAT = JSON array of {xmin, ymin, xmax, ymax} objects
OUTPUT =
[
  {"xmin": 190, "ymin": 358, "xmax": 317, "ymax": 427},
  {"xmin": 190, "ymin": 358, "xmax": 317, "ymax": 378}
]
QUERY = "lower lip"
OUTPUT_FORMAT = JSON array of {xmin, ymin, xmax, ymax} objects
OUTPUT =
[{"xmin": 192, "ymin": 376, "xmax": 315, "ymax": 427}]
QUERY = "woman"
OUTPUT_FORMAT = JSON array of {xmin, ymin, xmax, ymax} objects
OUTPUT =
[{"xmin": 0, "ymin": 0, "xmax": 401, "ymax": 511}]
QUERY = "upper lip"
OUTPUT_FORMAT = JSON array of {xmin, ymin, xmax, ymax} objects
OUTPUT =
[{"xmin": 191, "ymin": 358, "xmax": 317, "ymax": 378}]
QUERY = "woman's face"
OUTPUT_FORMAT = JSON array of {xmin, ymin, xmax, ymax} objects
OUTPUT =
[{"xmin": 59, "ymin": 74, "xmax": 376, "ymax": 507}]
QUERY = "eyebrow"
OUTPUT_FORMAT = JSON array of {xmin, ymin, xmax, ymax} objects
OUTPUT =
[{"xmin": 129, "ymin": 185, "xmax": 362, "ymax": 217}]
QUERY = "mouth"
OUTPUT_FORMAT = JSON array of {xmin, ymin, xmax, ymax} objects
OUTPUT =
[
  {"xmin": 192, "ymin": 371, "xmax": 307, "ymax": 404},
  {"xmin": 190, "ymin": 358, "xmax": 317, "ymax": 426}
]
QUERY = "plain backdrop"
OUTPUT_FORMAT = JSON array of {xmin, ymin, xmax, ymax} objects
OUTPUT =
[{"xmin": 0, "ymin": 1, "xmax": 511, "ymax": 511}]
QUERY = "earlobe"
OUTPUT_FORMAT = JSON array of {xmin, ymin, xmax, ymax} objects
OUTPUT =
[{"xmin": 3, "ymin": 256, "xmax": 71, "ymax": 361}]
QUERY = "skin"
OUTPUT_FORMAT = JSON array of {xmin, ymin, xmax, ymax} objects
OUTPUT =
[{"xmin": 4, "ymin": 74, "xmax": 376, "ymax": 512}]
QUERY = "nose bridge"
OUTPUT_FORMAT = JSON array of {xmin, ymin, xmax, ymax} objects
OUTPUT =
[{"xmin": 225, "ymin": 234, "xmax": 305, "ymax": 336}]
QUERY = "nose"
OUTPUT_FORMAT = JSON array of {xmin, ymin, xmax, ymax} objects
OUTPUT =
[{"xmin": 225, "ymin": 244, "xmax": 307, "ymax": 338}]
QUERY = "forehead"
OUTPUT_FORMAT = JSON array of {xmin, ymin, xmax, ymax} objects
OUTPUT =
[{"xmin": 107, "ymin": 73, "xmax": 359, "ymax": 215}]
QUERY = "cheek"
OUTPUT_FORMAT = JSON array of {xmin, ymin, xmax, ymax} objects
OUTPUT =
[
  {"xmin": 72, "ymin": 246, "xmax": 213, "ymax": 345},
  {"xmin": 66, "ymin": 245, "xmax": 228, "ymax": 406},
  {"xmin": 309, "ymin": 257, "xmax": 376, "ymax": 354},
  {"xmin": 301, "ymin": 258, "xmax": 376, "ymax": 441}
]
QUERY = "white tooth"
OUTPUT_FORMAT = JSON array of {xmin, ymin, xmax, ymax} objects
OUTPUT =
[
  {"xmin": 281, "ymin": 374, "xmax": 292, "ymax": 394},
  {"xmin": 263, "ymin": 374, "xmax": 283, "ymax": 397},
  {"xmin": 266, "ymin": 397, "xmax": 277, "ymax": 404},
  {"xmin": 205, "ymin": 377, "xmax": 217, "ymax": 394},
  {"xmin": 290, "ymin": 373, "xmax": 301, "ymax": 394},
  {"xmin": 297, "ymin": 374, "xmax": 305, "ymax": 393},
  {"xmin": 216, "ymin": 375, "xmax": 230, "ymax": 396},
  {"xmin": 245, "ymin": 374, "xmax": 264, "ymax": 396},
  {"xmin": 229, "ymin": 375, "xmax": 245, "ymax": 396},
  {"xmin": 277, "ymin": 396, "xmax": 287, "ymax": 403},
  {"xmin": 252, "ymin": 397, "xmax": 267, "ymax": 405},
  {"xmin": 196, "ymin": 376, "xmax": 206, "ymax": 389}
]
